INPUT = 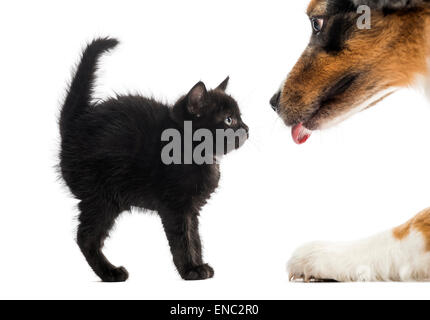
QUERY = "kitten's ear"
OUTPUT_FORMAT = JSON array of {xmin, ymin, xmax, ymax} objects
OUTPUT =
[
  {"xmin": 187, "ymin": 82, "xmax": 208, "ymax": 115},
  {"xmin": 216, "ymin": 76, "xmax": 230, "ymax": 91}
]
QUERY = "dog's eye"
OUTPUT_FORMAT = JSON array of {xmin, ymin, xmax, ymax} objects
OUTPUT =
[
  {"xmin": 311, "ymin": 18, "xmax": 324, "ymax": 33},
  {"xmin": 225, "ymin": 116, "xmax": 233, "ymax": 126}
]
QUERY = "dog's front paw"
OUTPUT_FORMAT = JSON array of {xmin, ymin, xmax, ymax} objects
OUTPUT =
[
  {"xmin": 288, "ymin": 242, "xmax": 335, "ymax": 282},
  {"xmin": 287, "ymin": 242, "xmax": 375, "ymax": 282},
  {"xmin": 288, "ymin": 221, "xmax": 430, "ymax": 282},
  {"xmin": 182, "ymin": 264, "xmax": 215, "ymax": 281}
]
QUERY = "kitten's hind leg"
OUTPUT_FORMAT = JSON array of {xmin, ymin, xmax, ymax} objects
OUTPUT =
[
  {"xmin": 77, "ymin": 199, "xmax": 129, "ymax": 282},
  {"xmin": 160, "ymin": 211, "xmax": 214, "ymax": 281}
]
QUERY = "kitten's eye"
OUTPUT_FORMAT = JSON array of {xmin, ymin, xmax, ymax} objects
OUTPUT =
[
  {"xmin": 311, "ymin": 17, "xmax": 324, "ymax": 34},
  {"xmin": 225, "ymin": 117, "xmax": 233, "ymax": 126}
]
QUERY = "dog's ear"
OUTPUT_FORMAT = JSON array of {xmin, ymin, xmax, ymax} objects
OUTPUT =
[
  {"xmin": 187, "ymin": 82, "xmax": 207, "ymax": 115},
  {"xmin": 216, "ymin": 76, "xmax": 230, "ymax": 92},
  {"xmin": 352, "ymin": 0, "xmax": 429, "ymax": 10}
]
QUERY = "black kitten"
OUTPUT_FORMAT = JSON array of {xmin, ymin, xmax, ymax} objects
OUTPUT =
[{"xmin": 59, "ymin": 38, "xmax": 249, "ymax": 282}]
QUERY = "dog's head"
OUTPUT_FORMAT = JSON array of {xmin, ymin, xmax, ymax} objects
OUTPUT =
[{"xmin": 271, "ymin": 0, "xmax": 430, "ymax": 144}]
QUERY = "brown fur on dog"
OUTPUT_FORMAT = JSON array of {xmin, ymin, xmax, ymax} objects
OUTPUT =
[
  {"xmin": 393, "ymin": 208, "xmax": 430, "ymax": 251},
  {"xmin": 308, "ymin": 0, "xmax": 328, "ymax": 16}
]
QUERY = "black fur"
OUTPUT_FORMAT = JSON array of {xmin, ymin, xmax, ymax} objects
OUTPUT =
[
  {"xmin": 320, "ymin": 73, "xmax": 359, "ymax": 106},
  {"xmin": 327, "ymin": 0, "xmax": 357, "ymax": 15},
  {"xmin": 322, "ymin": 16, "xmax": 355, "ymax": 53},
  {"xmin": 59, "ymin": 38, "xmax": 249, "ymax": 282},
  {"xmin": 309, "ymin": 14, "xmax": 355, "ymax": 55},
  {"xmin": 352, "ymin": 0, "xmax": 430, "ymax": 10},
  {"xmin": 326, "ymin": 0, "xmax": 430, "ymax": 13}
]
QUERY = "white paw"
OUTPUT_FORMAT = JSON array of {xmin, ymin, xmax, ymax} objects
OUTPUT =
[
  {"xmin": 287, "ymin": 242, "xmax": 375, "ymax": 282},
  {"xmin": 287, "ymin": 242, "xmax": 336, "ymax": 282},
  {"xmin": 288, "ymin": 228, "xmax": 430, "ymax": 282}
]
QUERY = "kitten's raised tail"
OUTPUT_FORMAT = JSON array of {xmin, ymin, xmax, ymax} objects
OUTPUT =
[{"xmin": 60, "ymin": 37, "xmax": 119, "ymax": 138}]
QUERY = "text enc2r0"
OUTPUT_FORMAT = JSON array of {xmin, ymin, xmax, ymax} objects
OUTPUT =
[{"xmin": 170, "ymin": 304, "xmax": 260, "ymax": 317}]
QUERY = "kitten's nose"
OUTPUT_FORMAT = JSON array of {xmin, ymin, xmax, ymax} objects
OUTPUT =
[{"xmin": 270, "ymin": 92, "xmax": 281, "ymax": 113}]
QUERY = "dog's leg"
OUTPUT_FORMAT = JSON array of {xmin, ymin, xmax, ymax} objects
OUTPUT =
[{"xmin": 288, "ymin": 208, "xmax": 430, "ymax": 282}]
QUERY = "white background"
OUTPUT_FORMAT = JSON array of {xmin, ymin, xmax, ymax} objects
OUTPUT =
[{"xmin": 1, "ymin": 0, "xmax": 430, "ymax": 300}]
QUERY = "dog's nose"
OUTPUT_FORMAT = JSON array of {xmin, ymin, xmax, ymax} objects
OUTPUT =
[{"xmin": 270, "ymin": 92, "xmax": 281, "ymax": 112}]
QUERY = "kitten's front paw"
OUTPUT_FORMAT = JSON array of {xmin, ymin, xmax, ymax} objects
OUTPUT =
[
  {"xmin": 183, "ymin": 264, "xmax": 215, "ymax": 281},
  {"xmin": 100, "ymin": 266, "xmax": 129, "ymax": 282}
]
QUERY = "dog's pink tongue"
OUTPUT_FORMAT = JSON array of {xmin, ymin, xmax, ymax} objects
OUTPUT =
[{"xmin": 292, "ymin": 123, "xmax": 312, "ymax": 145}]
